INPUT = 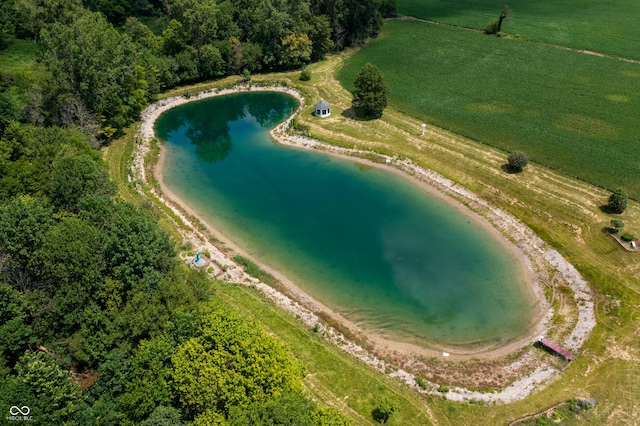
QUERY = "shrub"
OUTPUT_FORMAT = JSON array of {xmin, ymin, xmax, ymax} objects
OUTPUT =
[
  {"xmin": 485, "ymin": 18, "xmax": 500, "ymax": 34},
  {"xmin": 415, "ymin": 376, "xmax": 428, "ymax": 389},
  {"xmin": 299, "ymin": 69, "xmax": 311, "ymax": 81},
  {"xmin": 577, "ymin": 397, "xmax": 596, "ymax": 409},
  {"xmin": 621, "ymin": 233, "xmax": 634, "ymax": 242},
  {"xmin": 438, "ymin": 384, "xmax": 449, "ymax": 393},
  {"xmin": 373, "ymin": 397, "xmax": 397, "ymax": 424},
  {"xmin": 610, "ymin": 219, "xmax": 625, "ymax": 230},
  {"xmin": 507, "ymin": 150, "xmax": 529, "ymax": 172}
]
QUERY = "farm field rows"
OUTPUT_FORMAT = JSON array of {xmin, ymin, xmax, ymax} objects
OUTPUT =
[
  {"xmin": 338, "ymin": 19, "xmax": 640, "ymax": 198},
  {"xmin": 399, "ymin": 0, "xmax": 640, "ymax": 60}
]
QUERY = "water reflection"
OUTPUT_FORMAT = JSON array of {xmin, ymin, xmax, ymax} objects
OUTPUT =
[{"xmin": 159, "ymin": 93, "xmax": 296, "ymax": 163}]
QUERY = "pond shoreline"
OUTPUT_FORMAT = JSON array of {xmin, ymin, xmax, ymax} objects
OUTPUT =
[{"xmin": 134, "ymin": 83, "xmax": 596, "ymax": 403}]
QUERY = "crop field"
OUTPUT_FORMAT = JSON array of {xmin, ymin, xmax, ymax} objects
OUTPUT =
[
  {"xmin": 338, "ymin": 20, "xmax": 640, "ymax": 198},
  {"xmin": 399, "ymin": 0, "xmax": 640, "ymax": 60}
]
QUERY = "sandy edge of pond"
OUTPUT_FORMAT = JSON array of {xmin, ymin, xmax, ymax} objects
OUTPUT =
[{"xmin": 134, "ymin": 84, "xmax": 596, "ymax": 404}]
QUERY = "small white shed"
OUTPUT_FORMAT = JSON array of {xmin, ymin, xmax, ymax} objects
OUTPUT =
[{"xmin": 314, "ymin": 99, "xmax": 331, "ymax": 118}]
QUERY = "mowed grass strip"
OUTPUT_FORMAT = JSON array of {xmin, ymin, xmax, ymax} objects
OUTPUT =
[
  {"xmin": 338, "ymin": 20, "xmax": 640, "ymax": 198},
  {"xmin": 399, "ymin": 0, "xmax": 640, "ymax": 60}
]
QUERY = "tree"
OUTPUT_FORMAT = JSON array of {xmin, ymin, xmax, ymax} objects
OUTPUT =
[
  {"xmin": 227, "ymin": 391, "xmax": 317, "ymax": 425},
  {"xmin": 38, "ymin": 218, "xmax": 106, "ymax": 323},
  {"xmin": 48, "ymin": 151, "xmax": 113, "ymax": 212},
  {"xmin": 0, "ymin": 351, "xmax": 83, "ymax": 424},
  {"xmin": 610, "ymin": 219, "xmax": 624, "ymax": 233},
  {"xmin": 352, "ymin": 63, "xmax": 389, "ymax": 118},
  {"xmin": 507, "ymin": 150, "xmax": 528, "ymax": 172},
  {"xmin": 281, "ymin": 33, "xmax": 313, "ymax": 68},
  {"xmin": 141, "ymin": 406, "xmax": 184, "ymax": 426},
  {"xmin": 39, "ymin": 12, "xmax": 149, "ymax": 132},
  {"xmin": 12, "ymin": 0, "xmax": 85, "ymax": 38},
  {"xmin": 372, "ymin": 397, "xmax": 397, "ymax": 424},
  {"xmin": 486, "ymin": 5, "xmax": 510, "ymax": 35},
  {"xmin": 307, "ymin": 14, "xmax": 334, "ymax": 61},
  {"xmin": 607, "ymin": 187, "xmax": 628, "ymax": 214},
  {"xmin": 0, "ymin": 284, "xmax": 33, "ymax": 366},
  {"xmin": 0, "ymin": 196, "xmax": 54, "ymax": 288},
  {"xmin": 119, "ymin": 337, "xmax": 175, "ymax": 421},
  {"xmin": 172, "ymin": 308, "xmax": 304, "ymax": 418},
  {"xmin": 105, "ymin": 202, "xmax": 176, "ymax": 289}
]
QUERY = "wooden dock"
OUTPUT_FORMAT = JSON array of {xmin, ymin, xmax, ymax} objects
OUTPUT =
[{"xmin": 537, "ymin": 337, "xmax": 575, "ymax": 361}]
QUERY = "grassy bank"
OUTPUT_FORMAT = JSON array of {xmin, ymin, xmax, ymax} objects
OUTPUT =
[{"xmin": 338, "ymin": 20, "xmax": 640, "ymax": 198}]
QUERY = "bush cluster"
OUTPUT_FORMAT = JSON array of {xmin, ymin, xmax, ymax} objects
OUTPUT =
[
  {"xmin": 621, "ymin": 233, "xmax": 635, "ymax": 242},
  {"xmin": 299, "ymin": 69, "xmax": 312, "ymax": 81}
]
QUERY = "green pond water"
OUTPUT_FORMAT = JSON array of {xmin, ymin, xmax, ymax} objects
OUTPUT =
[{"xmin": 156, "ymin": 91, "xmax": 538, "ymax": 349}]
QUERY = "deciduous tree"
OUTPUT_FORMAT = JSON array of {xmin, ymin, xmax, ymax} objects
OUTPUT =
[
  {"xmin": 172, "ymin": 308, "xmax": 304, "ymax": 418},
  {"xmin": 507, "ymin": 150, "xmax": 528, "ymax": 172},
  {"xmin": 352, "ymin": 63, "xmax": 389, "ymax": 118},
  {"xmin": 39, "ymin": 12, "xmax": 149, "ymax": 132},
  {"xmin": 607, "ymin": 187, "xmax": 628, "ymax": 214},
  {"xmin": 0, "ymin": 351, "xmax": 83, "ymax": 424}
]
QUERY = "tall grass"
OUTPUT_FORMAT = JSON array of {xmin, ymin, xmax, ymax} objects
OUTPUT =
[{"xmin": 338, "ymin": 20, "xmax": 640, "ymax": 197}]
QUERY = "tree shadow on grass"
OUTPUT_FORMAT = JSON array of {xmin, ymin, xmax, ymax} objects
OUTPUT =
[
  {"xmin": 500, "ymin": 163, "xmax": 523, "ymax": 174},
  {"xmin": 371, "ymin": 407, "xmax": 390, "ymax": 424},
  {"xmin": 601, "ymin": 226, "xmax": 616, "ymax": 235},
  {"xmin": 598, "ymin": 205, "xmax": 622, "ymax": 214},
  {"xmin": 341, "ymin": 107, "xmax": 381, "ymax": 122}
]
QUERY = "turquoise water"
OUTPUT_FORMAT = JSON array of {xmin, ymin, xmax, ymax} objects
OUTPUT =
[{"xmin": 156, "ymin": 92, "xmax": 537, "ymax": 349}]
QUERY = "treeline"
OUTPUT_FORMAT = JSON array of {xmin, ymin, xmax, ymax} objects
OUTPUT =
[
  {"xmin": 0, "ymin": 0, "xmax": 396, "ymax": 137},
  {"xmin": 0, "ymin": 122, "xmax": 352, "ymax": 424}
]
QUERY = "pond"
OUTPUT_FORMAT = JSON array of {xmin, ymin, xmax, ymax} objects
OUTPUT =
[{"xmin": 155, "ymin": 91, "xmax": 538, "ymax": 350}]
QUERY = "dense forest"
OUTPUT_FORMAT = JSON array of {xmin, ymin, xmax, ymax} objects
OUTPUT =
[
  {"xmin": 0, "ymin": 0, "xmax": 395, "ymax": 423},
  {"xmin": 0, "ymin": 0, "xmax": 395, "ymax": 137}
]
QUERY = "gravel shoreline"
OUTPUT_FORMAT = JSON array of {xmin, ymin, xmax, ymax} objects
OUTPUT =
[{"xmin": 133, "ymin": 84, "xmax": 596, "ymax": 403}]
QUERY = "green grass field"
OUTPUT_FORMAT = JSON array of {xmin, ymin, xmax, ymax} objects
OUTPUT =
[
  {"xmin": 0, "ymin": 38, "xmax": 38, "ymax": 73},
  {"xmin": 399, "ymin": 0, "xmax": 640, "ymax": 60},
  {"xmin": 338, "ymin": 20, "xmax": 640, "ymax": 198}
]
